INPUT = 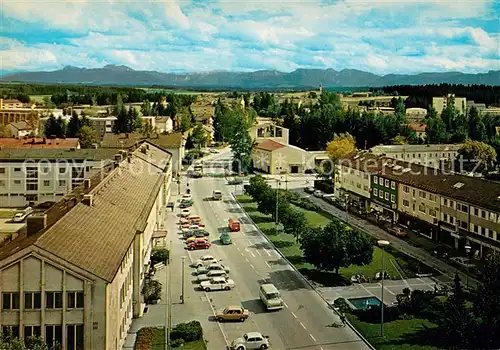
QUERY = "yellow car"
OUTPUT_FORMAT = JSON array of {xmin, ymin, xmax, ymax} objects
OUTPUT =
[
  {"xmin": 216, "ymin": 306, "xmax": 249, "ymax": 322},
  {"xmin": 186, "ymin": 236, "xmax": 208, "ymax": 244}
]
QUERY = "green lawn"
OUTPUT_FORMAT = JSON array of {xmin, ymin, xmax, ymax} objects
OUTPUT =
[
  {"xmin": 347, "ymin": 314, "xmax": 438, "ymax": 350},
  {"xmin": 29, "ymin": 95, "xmax": 51, "ymax": 102},
  {"xmin": 237, "ymin": 195, "xmax": 404, "ymax": 285},
  {"xmin": 170, "ymin": 340, "xmax": 207, "ymax": 350},
  {"xmin": 0, "ymin": 209, "xmax": 16, "ymax": 219},
  {"xmin": 152, "ymin": 327, "xmax": 166, "ymax": 350}
]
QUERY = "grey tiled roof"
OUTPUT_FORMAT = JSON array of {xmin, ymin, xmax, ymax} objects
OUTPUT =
[
  {"xmin": 0, "ymin": 148, "xmax": 120, "ymax": 160},
  {"xmin": 101, "ymin": 132, "xmax": 184, "ymax": 149}
]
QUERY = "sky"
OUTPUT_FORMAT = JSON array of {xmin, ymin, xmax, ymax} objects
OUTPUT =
[{"xmin": 1, "ymin": 0, "xmax": 499, "ymax": 75}]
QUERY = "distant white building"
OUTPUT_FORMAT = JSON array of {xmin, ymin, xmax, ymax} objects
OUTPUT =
[
  {"xmin": 8, "ymin": 121, "xmax": 36, "ymax": 138},
  {"xmin": 432, "ymin": 95, "xmax": 467, "ymax": 115}
]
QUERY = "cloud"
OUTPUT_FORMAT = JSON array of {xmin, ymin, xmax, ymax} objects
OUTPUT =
[{"xmin": 0, "ymin": 0, "xmax": 499, "ymax": 74}]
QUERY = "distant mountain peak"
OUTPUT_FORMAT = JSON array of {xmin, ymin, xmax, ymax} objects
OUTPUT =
[{"xmin": 103, "ymin": 64, "xmax": 134, "ymax": 72}]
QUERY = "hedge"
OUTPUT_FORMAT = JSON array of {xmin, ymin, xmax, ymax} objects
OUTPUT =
[
  {"xmin": 134, "ymin": 327, "xmax": 156, "ymax": 350},
  {"xmin": 170, "ymin": 321, "xmax": 203, "ymax": 342},
  {"xmin": 314, "ymin": 180, "xmax": 335, "ymax": 194}
]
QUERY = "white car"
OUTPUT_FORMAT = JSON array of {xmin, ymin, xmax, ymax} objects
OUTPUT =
[
  {"xmin": 449, "ymin": 256, "xmax": 475, "ymax": 268},
  {"xmin": 197, "ymin": 270, "xmax": 228, "ymax": 282},
  {"xmin": 193, "ymin": 255, "xmax": 218, "ymax": 268},
  {"xmin": 180, "ymin": 209, "xmax": 191, "ymax": 217},
  {"xmin": 196, "ymin": 263, "xmax": 230, "ymax": 275},
  {"xmin": 200, "ymin": 277, "xmax": 235, "ymax": 291},
  {"xmin": 182, "ymin": 194, "xmax": 192, "ymax": 202},
  {"xmin": 230, "ymin": 332, "xmax": 270, "ymax": 350},
  {"xmin": 313, "ymin": 190, "xmax": 324, "ymax": 198},
  {"xmin": 209, "ymin": 149, "xmax": 219, "ymax": 154}
]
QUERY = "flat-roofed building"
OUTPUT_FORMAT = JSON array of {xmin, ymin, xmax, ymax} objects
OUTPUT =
[
  {"xmin": 0, "ymin": 141, "xmax": 172, "ymax": 349},
  {"xmin": 432, "ymin": 95, "xmax": 467, "ymax": 115},
  {"xmin": 0, "ymin": 99, "xmax": 24, "ymax": 109}
]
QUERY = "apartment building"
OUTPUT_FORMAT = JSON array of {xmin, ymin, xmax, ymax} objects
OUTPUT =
[
  {"xmin": 0, "ymin": 149, "xmax": 117, "ymax": 207},
  {"xmin": 369, "ymin": 144, "xmax": 462, "ymax": 169},
  {"xmin": 0, "ymin": 141, "xmax": 172, "ymax": 350},
  {"xmin": 432, "ymin": 95, "xmax": 467, "ymax": 115},
  {"xmin": 405, "ymin": 108, "xmax": 427, "ymax": 123},
  {"xmin": 371, "ymin": 173, "xmax": 399, "ymax": 223},
  {"xmin": 0, "ymin": 99, "xmax": 24, "ymax": 109}
]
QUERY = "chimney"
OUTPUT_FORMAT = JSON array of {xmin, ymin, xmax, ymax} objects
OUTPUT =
[
  {"xmin": 27, "ymin": 214, "xmax": 47, "ymax": 236},
  {"xmin": 84, "ymin": 179, "xmax": 91, "ymax": 190},
  {"xmin": 82, "ymin": 194, "xmax": 93, "ymax": 206}
]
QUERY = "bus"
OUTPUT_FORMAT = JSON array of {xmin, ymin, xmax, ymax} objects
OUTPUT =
[{"xmin": 193, "ymin": 163, "xmax": 203, "ymax": 178}]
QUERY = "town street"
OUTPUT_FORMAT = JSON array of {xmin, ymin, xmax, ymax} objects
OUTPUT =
[{"xmin": 166, "ymin": 149, "xmax": 371, "ymax": 349}]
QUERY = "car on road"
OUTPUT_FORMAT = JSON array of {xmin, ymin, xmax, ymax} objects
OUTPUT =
[
  {"xmin": 228, "ymin": 218, "xmax": 241, "ymax": 232},
  {"xmin": 313, "ymin": 190, "xmax": 324, "ymax": 198},
  {"xmin": 200, "ymin": 276, "xmax": 235, "ymax": 291},
  {"xmin": 220, "ymin": 232, "xmax": 232, "ymax": 245},
  {"xmin": 193, "ymin": 255, "xmax": 219, "ymax": 267},
  {"xmin": 179, "ymin": 200, "xmax": 193, "ymax": 208},
  {"xmin": 304, "ymin": 187, "xmax": 315, "ymax": 194},
  {"xmin": 196, "ymin": 263, "xmax": 230, "ymax": 275},
  {"xmin": 12, "ymin": 207, "xmax": 33, "ymax": 223},
  {"xmin": 216, "ymin": 306, "xmax": 249, "ymax": 322},
  {"xmin": 228, "ymin": 178, "xmax": 243, "ymax": 185},
  {"xmin": 230, "ymin": 332, "xmax": 270, "ymax": 350},
  {"xmin": 209, "ymin": 148, "xmax": 220, "ymax": 154},
  {"xmin": 212, "ymin": 190, "xmax": 223, "ymax": 200},
  {"xmin": 185, "ymin": 239, "xmax": 211, "ymax": 250},
  {"xmin": 388, "ymin": 226, "xmax": 408, "ymax": 238},
  {"xmin": 183, "ymin": 229, "xmax": 209, "ymax": 239},
  {"xmin": 259, "ymin": 283, "xmax": 284, "ymax": 311},
  {"xmin": 180, "ymin": 209, "xmax": 191, "ymax": 217},
  {"xmin": 449, "ymin": 256, "xmax": 476, "ymax": 268},
  {"xmin": 197, "ymin": 269, "xmax": 228, "ymax": 282}
]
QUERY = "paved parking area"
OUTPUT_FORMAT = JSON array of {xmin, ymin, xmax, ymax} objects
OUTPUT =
[{"xmin": 318, "ymin": 277, "xmax": 438, "ymax": 307}]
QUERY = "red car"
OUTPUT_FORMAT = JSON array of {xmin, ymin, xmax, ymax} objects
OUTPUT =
[{"xmin": 186, "ymin": 238, "xmax": 211, "ymax": 250}]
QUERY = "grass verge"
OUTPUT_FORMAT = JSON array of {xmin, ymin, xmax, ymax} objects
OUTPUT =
[
  {"xmin": 0, "ymin": 210, "xmax": 16, "ymax": 219},
  {"xmin": 152, "ymin": 327, "xmax": 166, "ymax": 350},
  {"xmin": 172, "ymin": 339, "xmax": 207, "ymax": 350}
]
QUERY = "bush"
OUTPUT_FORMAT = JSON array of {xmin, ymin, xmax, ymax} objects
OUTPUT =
[
  {"xmin": 134, "ymin": 327, "xmax": 156, "ymax": 350},
  {"xmin": 151, "ymin": 248, "xmax": 169, "ymax": 265},
  {"xmin": 170, "ymin": 321, "xmax": 203, "ymax": 342},
  {"xmin": 142, "ymin": 280, "xmax": 162, "ymax": 304},
  {"xmin": 170, "ymin": 338, "xmax": 185, "ymax": 348},
  {"xmin": 333, "ymin": 297, "xmax": 352, "ymax": 313}
]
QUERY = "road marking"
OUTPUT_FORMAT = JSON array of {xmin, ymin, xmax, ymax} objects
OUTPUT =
[
  {"xmin": 236, "ymin": 247, "xmax": 240, "ymax": 251},
  {"xmin": 300, "ymin": 322, "xmax": 307, "ymax": 330},
  {"xmin": 245, "ymin": 248, "xmax": 255, "ymax": 258},
  {"xmin": 320, "ymin": 347, "xmax": 324, "ymax": 350},
  {"xmin": 309, "ymin": 334, "xmax": 316, "ymax": 342},
  {"xmin": 265, "ymin": 249, "xmax": 271, "ymax": 257},
  {"xmin": 255, "ymin": 250, "xmax": 261, "ymax": 256},
  {"xmin": 291, "ymin": 312, "xmax": 297, "ymax": 318},
  {"xmin": 245, "ymin": 258, "xmax": 249, "ymax": 262},
  {"xmin": 250, "ymin": 264, "xmax": 254, "ymax": 269},
  {"xmin": 265, "ymin": 261, "xmax": 271, "ymax": 268},
  {"xmin": 283, "ymin": 301, "xmax": 289, "ymax": 308},
  {"xmin": 247, "ymin": 239, "xmax": 252, "ymax": 245}
]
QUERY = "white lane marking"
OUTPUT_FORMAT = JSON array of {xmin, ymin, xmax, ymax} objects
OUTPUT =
[
  {"xmin": 300, "ymin": 322, "xmax": 307, "ymax": 330},
  {"xmin": 265, "ymin": 249, "xmax": 271, "ymax": 257},
  {"xmin": 236, "ymin": 247, "xmax": 240, "ymax": 251},
  {"xmin": 250, "ymin": 264, "xmax": 254, "ymax": 269},
  {"xmin": 245, "ymin": 248, "xmax": 256, "ymax": 258},
  {"xmin": 265, "ymin": 261, "xmax": 271, "ymax": 268},
  {"xmin": 309, "ymin": 334, "xmax": 316, "ymax": 342},
  {"xmin": 283, "ymin": 301, "xmax": 288, "ymax": 308},
  {"xmin": 291, "ymin": 312, "xmax": 297, "ymax": 318},
  {"xmin": 255, "ymin": 249, "xmax": 262, "ymax": 256},
  {"xmin": 245, "ymin": 258, "xmax": 249, "ymax": 262},
  {"xmin": 320, "ymin": 348, "xmax": 324, "ymax": 350},
  {"xmin": 247, "ymin": 239, "xmax": 252, "ymax": 245}
]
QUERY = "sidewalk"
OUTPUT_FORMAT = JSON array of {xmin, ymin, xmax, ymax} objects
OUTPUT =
[{"xmin": 296, "ymin": 191, "xmax": 480, "ymax": 290}]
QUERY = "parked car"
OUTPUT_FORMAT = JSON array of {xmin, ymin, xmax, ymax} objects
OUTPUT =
[
  {"xmin": 186, "ymin": 236, "xmax": 208, "ymax": 244},
  {"xmin": 179, "ymin": 200, "xmax": 193, "ymax": 208},
  {"xmin": 180, "ymin": 209, "xmax": 191, "ymax": 217},
  {"xmin": 213, "ymin": 190, "xmax": 223, "ymax": 200},
  {"xmin": 196, "ymin": 263, "xmax": 230, "ymax": 275},
  {"xmin": 193, "ymin": 255, "xmax": 219, "ymax": 267},
  {"xmin": 220, "ymin": 232, "xmax": 233, "ymax": 245},
  {"xmin": 185, "ymin": 239, "xmax": 211, "ymax": 250},
  {"xmin": 12, "ymin": 207, "xmax": 33, "ymax": 223},
  {"xmin": 216, "ymin": 306, "xmax": 249, "ymax": 322},
  {"xmin": 313, "ymin": 190, "xmax": 324, "ymax": 198},
  {"xmin": 449, "ymin": 256, "xmax": 475, "ymax": 268},
  {"xmin": 197, "ymin": 270, "xmax": 228, "ymax": 282},
  {"xmin": 182, "ymin": 194, "xmax": 192, "ymax": 202},
  {"xmin": 200, "ymin": 276, "xmax": 235, "ymax": 291},
  {"xmin": 388, "ymin": 226, "xmax": 408, "ymax": 238},
  {"xmin": 228, "ymin": 178, "xmax": 243, "ymax": 185},
  {"xmin": 183, "ymin": 230, "xmax": 209, "ymax": 240},
  {"xmin": 209, "ymin": 149, "xmax": 220, "ymax": 154},
  {"xmin": 230, "ymin": 332, "xmax": 270, "ymax": 350},
  {"xmin": 304, "ymin": 187, "xmax": 315, "ymax": 194}
]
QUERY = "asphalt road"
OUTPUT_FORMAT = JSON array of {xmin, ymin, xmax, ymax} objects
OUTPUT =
[{"xmin": 173, "ymin": 149, "xmax": 371, "ymax": 350}]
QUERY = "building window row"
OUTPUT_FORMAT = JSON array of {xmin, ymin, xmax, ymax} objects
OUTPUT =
[{"xmin": 2, "ymin": 291, "xmax": 83, "ymax": 310}]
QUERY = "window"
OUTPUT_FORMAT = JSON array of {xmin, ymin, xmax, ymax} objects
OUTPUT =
[
  {"xmin": 0, "ymin": 180, "xmax": 5, "ymax": 186},
  {"xmin": 67, "ymin": 324, "xmax": 84, "ymax": 350},
  {"xmin": 26, "ymin": 194, "xmax": 37, "ymax": 202},
  {"xmin": 373, "ymin": 176, "xmax": 378, "ymax": 184},
  {"xmin": 46, "ymin": 292, "xmax": 63, "ymax": 309},
  {"xmin": 412, "ymin": 189, "xmax": 416, "ymax": 197},
  {"xmin": 444, "ymin": 198, "xmax": 448, "ymax": 206},
  {"xmin": 391, "ymin": 181, "xmax": 396, "ymax": 189},
  {"xmin": 13, "ymin": 180, "xmax": 21, "ymax": 185},
  {"xmin": 373, "ymin": 188, "xmax": 378, "ymax": 196},
  {"xmin": 356, "ymin": 182, "xmax": 361, "ymax": 189},
  {"xmin": 419, "ymin": 191, "xmax": 426, "ymax": 199},
  {"xmin": 2, "ymin": 326, "xmax": 19, "ymax": 339},
  {"xmin": 24, "ymin": 292, "xmax": 41, "ymax": 309},
  {"xmin": 14, "ymin": 168, "xmax": 21, "ymax": 172},
  {"xmin": 43, "ymin": 180, "xmax": 50, "ymax": 187},
  {"xmin": 363, "ymin": 184, "xmax": 368, "ymax": 191},
  {"xmin": 26, "ymin": 167, "xmax": 38, "ymax": 178},
  {"xmin": 429, "ymin": 208, "xmax": 437, "ymax": 217},
  {"xmin": 403, "ymin": 185, "xmax": 409, "ymax": 193},
  {"xmin": 490, "ymin": 212, "xmax": 497, "ymax": 222},
  {"xmin": 403, "ymin": 199, "xmax": 409, "ymax": 207},
  {"xmin": 385, "ymin": 192, "xmax": 389, "ymax": 200},
  {"xmin": 385, "ymin": 179, "xmax": 389, "ymax": 187},
  {"xmin": 59, "ymin": 167, "xmax": 66, "ymax": 174},
  {"xmin": 0, "ymin": 168, "xmax": 5, "ymax": 174},
  {"xmin": 450, "ymin": 200, "xmax": 455, "ymax": 208},
  {"xmin": 390, "ymin": 194, "xmax": 395, "ymax": 203},
  {"xmin": 458, "ymin": 204, "xmax": 468, "ymax": 213},
  {"xmin": 450, "ymin": 216, "xmax": 455, "ymax": 224},
  {"xmin": 45, "ymin": 325, "xmax": 62, "ymax": 350},
  {"xmin": 24, "ymin": 326, "xmax": 41, "ymax": 343},
  {"xmin": 473, "ymin": 208, "xmax": 479, "ymax": 216},
  {"xmin": 460, "ymin": 220, "xmax": 468, "ymax": 229},
  {"xmin": 429, "ymin": 194, "xmax": 434, "ymax": 202},
  {"xmin": 59, "ymin": 180, "xmax": 66, "ymax": 187},
  {"xmin": 363, "ymin": 174, "xmax": 368, "ymax": 180},
  {"xmin": 2, "ymin": 292, "xmax": 20, "ymax": 310},
  {"xmin": 67, "ymin": 292, "xmax": 84, "ymax": 309},
  {"xmin": 379, "ymin": 190, "xmax": 384, "ymax": 198},
  {"xmin": 26, "ymin": 183, "xmax": 37, "ymax": 191},
  {"xmin": 418, "ymin": 203, "xmax": 426, "ymax": 213},
  {"xmin": 482, "ymin": 210, "xmax": 487, "ymax": 219}
]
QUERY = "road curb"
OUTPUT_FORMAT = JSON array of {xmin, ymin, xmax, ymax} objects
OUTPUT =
[{"xmin": 231, "ymin": 192, "xmax": 376, "ymax": 350}]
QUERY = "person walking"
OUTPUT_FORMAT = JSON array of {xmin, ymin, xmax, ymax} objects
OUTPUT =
[{"xmin": 340, "ymin": 313, "xmax": 347, "ymax": 326}]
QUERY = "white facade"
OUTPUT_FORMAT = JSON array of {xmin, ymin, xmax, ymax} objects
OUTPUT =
[
  {"xmin": 370, "ymin": 144, "xmax": 462, "ymax": 169},
  {"xmin": 0, "ymin": 160, "xmax": 109, "ymax": 207},
  {"xmin": 155, "ymin": 117, "xmax": 173, "ymax": 134},
  {"xmin": 338, "ymin": 164, "xmax": 371, "ymax": 199}
]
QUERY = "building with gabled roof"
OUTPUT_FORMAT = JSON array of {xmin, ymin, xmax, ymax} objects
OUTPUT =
[{"xmin": 0, "ymin": 140, "xmax": 172, "ymax": 349}]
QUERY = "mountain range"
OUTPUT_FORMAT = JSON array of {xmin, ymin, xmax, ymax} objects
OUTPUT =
[{"xmin": 2, "ymin": 65, "xmax": 499, "ymax": 88}]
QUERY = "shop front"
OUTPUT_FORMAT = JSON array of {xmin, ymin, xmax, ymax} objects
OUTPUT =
[{"xmin": 398, "ymin": 212, "xmax": 438, "ymax": 240}]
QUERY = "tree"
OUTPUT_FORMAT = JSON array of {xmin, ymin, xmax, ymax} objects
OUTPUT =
[
  {"xmin": 299, "ymin": 221, "xmax": 373, "ymax": 273},
  {"xmin": 426, "ymin": 117, "xmax": 448, "ymax": 143},
  {"xmin": 280, "ymin": 207, "xmax": 307, "ymax": 242},
  {"xmin": 391, "ymin": 135, "xmax": 408, "ymax": 145},
  {"xmin": 393, "ymin": 97, "xmax": 406, "ymax": 124},
  {"xmin": 142, "ymin": 279, "xmax": 162, "ymax": 304},
  {"xmin": 151, "ymin": 248, "xmax": 170, "ymax": 264},
  {"xmin": 76, "ymin": 125, "xmax": 97, "ymax": 148},
  {"xmin": 0, "ymin": 124, "xmax": 11, "ymax": 137},
  {"xmin": 468, "ymin": 106, "xmax": 486, "ymax": 141},
  {"xmin": 326, "ymin": 133, "xmax": 356, "ymax": 161},
  {"xmin": 246, "ymin": 175, "xmax": 271, "ymax": 202},
  {"xmin": 66, "ymin": 111, "xmax": 81, "ymax": 137},
  {"xmin": 0, "ymin": 333, "xmax": 49, "ymax": 350},
  {"xmin": 458, "ymin": 139, "xmax": 497, "ymax": 170},
  {"xmin": 140, "ymin": 99, "xmax": 152, "ymax": 116},
  {"xmin": 44, "ymin": 114, "xmax": 65, "ymax": 137},
  {"xmin": 229, "ymin": 114, "xmax": 253, "ymax": 174},
  {"xmin": 190, "ymin": 125, "xmax": 207, "ymax": 149},
  {"xmin": 141, "ymin": 120, "xmax": 155, "ymax": 137},
  {"xmin": 178, "ymin": 114, "xmax": 192, "ymax": 133}
]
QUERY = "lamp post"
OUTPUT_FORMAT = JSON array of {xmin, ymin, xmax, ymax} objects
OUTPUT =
[
  {"xmin": 344, "ymin": 194, "xmax": 349, "ymax": 223},
  {"xmin": 180, "ymin": 256, "xmax": 186, "ymax": 304},
  {"xmin": 378, "ymin": 240, "xmax": 390, "ymax": 338},
  {"xmin": 275, "ymin": 179, "xmax": 281, "ymax": 226},
  {"xmin": 464, "ymin": 244, "xmax": 471, "ymax": 290}
]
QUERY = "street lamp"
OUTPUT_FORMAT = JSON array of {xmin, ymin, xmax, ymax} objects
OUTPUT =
[
  {"xmin": 464, "ymin": 244, "xmax": 471, "ymax": 290},
  {"xmin": 378, "ymin": 239, "xmax": 390, "ymax": 338},
  {"xmin": 275, "ymin": 180, "xmax": 281, "ymax": 226},
  {"xmin": 344, "ymin": 194, "xmax": 349, "ymax": 223},
  {"xmin": 180, "ymin": 256, "xmax": 186, "ymax": 304}
]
